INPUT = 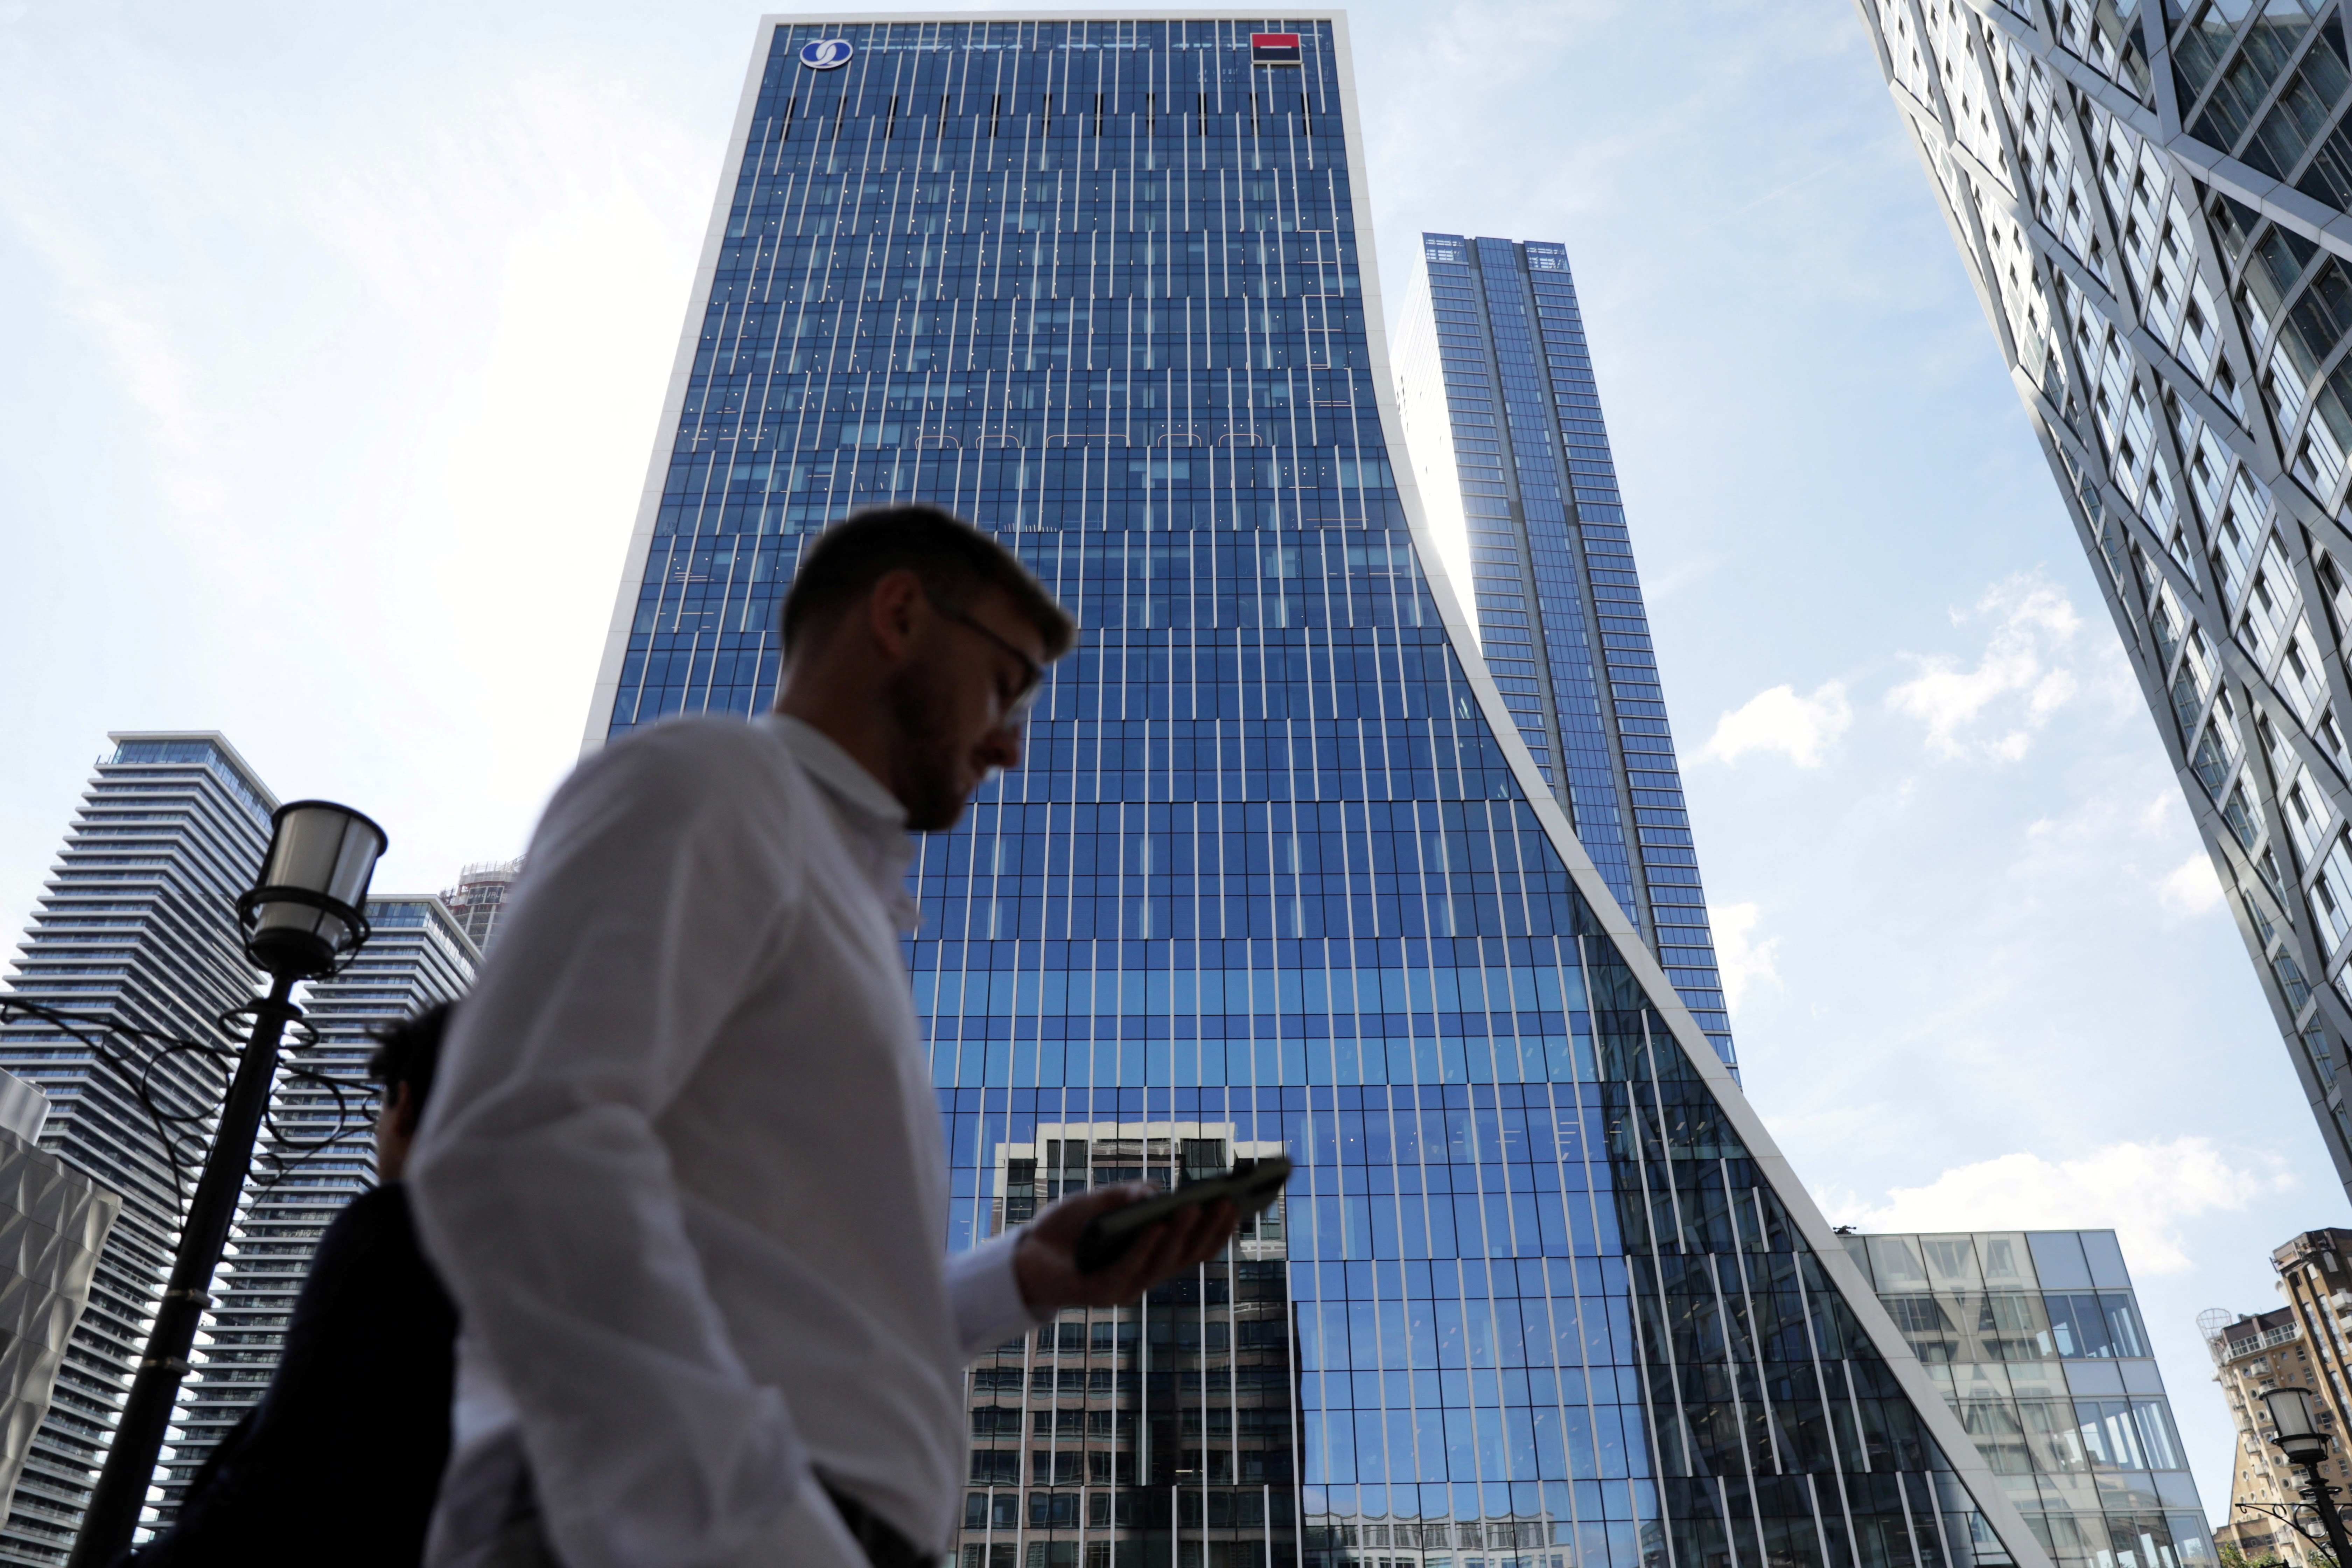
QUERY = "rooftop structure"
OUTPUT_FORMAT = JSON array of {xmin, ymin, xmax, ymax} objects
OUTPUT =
[{"xmin": 439, "ymin": 860, "xmax": 523, "ymax": 955}]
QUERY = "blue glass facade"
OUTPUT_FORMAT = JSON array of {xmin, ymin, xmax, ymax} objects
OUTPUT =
[
  {"xmin": 1393, "ymin": 236, "xmax": 1733, "ymax": 1070},
  {"xmin": 587, "ymin": 17, "xmax": 2038, "ymax": 1568}
]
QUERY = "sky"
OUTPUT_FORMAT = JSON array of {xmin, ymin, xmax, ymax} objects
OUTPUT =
[{"xmin": 0, "ymin": 0, "xmax": 2336, "ymax": 1522}]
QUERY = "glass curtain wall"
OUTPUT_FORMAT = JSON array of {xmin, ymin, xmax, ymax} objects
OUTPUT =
[
  {"xmin": 590, "ymin": 18, "xmax": 2033, "ymax": 1568},
  {"xmin": 1847, "ymin": 1232, "xmax": 2208, "ymax": 1568},
  {"xmin": 1392, "ymin": 236, "xmax": 1733, "ymax": 1070}
]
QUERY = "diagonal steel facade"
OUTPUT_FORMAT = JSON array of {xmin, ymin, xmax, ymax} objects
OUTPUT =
[{"xmin": 1855, "ymin": 0, "xmax": 2352, "ymax": 1199}]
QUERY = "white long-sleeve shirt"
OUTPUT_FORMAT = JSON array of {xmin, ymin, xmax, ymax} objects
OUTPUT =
[{"xmin": 407, "ymin": 714, "xmax": 1039, "ymax": 1568}]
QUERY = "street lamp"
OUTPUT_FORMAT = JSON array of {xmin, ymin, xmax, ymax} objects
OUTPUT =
[
  {"xmin": 2264, "ymin": 1386, "xmax": 2352, "ymax": 1568},
  {"xmin": 68, "ymin": 802, "xmax": 385, "ymax": 1568}
]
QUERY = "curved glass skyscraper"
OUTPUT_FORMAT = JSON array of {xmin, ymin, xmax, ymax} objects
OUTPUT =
[{"xmin": 585, "ymin": 16, "xmax": 2050, "ymax": 1568}]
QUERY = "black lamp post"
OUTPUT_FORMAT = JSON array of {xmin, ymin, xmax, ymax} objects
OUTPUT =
[
  {"xmin": 68, "ymin": 802, "xmax": 385, "ymax": 1568},
  {"xmin": 2264, "ymin": 1385, "xmax": 2352, "ymax": 1568}
]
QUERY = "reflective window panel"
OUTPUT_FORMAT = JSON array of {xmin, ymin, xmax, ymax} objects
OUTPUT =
[{"xmin": 1848, "ymin": 1231, "xmax": 2209, "ymax": 1568}]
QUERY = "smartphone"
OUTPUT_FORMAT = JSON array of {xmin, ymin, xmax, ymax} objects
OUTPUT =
[{"xmin": 1072, "ymin": 1155, "xmax": 1292, "ymax": 1274}]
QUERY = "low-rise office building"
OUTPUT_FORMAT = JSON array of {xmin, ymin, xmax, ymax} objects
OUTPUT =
[{"xmin": 1846, "ymin": 1230, "xmax": 2210, "ymax": 1568}]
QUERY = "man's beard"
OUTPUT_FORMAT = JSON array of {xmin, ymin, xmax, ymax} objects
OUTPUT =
[{"xmin": 883, "ymin": 660, "xmax": 971, "ymax": 832}]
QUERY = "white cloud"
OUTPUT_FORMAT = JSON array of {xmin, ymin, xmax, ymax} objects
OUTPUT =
[
  {"xmin": 1887, "ymin": 573, "xmax": 2085, "ymax": 762},
  {"xmin": 2157, "ymin": 852, "xmax": 2226, "ymax": 919},
  {"xmin": 1823, "ymin": 1137, "xmax": 2293, "ymax": 1274},
  {"xmin": 1708, "ymin": 902, "xmax": 1779, "ymax": 1013},
  {"xmin": 1696, "ymin": 681, "xmax": 1852, "ymax": 767}
]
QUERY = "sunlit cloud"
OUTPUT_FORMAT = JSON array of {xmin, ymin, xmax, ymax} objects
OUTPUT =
[
  {"xmin": 1695, "ymin": 681, "xmax": 1852, "ymax": 767},
  {"xmin": 1821, "ymin": 1137, "xmax": 2296, "ymax": 1275},
  {"xmin": 1887, "ymin": 573, "xmax": 2084, "ymax": 762},
  {"xmin": 2156, "ymin": 852, "xmax": 2227, "ymax": 919},
  {"xmin": 1707, "ymin": 902, "xmax": 1779, "ymax": 1013}
]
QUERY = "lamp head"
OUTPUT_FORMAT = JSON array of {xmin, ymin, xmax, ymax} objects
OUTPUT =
[
  {"xmin": 2264, "ymin": 1386, "xmax": 2332, "ymax": 1465},
  {"xmin": 237, "ymin": 801, "xmax": 387, "ymax": 980}
]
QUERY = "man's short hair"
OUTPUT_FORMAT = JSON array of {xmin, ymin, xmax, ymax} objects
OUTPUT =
[
  {"xmin": 781, "ymin": 504, "xmax": 1076, "ymax": 659},
  {"xmin": 367, "ymin": 1003, "xmax": 451, "ymax": 1115}
]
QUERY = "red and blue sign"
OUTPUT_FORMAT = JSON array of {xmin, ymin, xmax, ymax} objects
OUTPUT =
[{"xmin": 1251, "ymin": 32, "xmax": 1301, "ymax": 66}]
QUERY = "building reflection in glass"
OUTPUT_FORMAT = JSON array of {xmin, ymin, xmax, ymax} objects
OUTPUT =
[{"xmin": 961, "ymin": 1120, "xmax": 1297, "ymax": 1568}]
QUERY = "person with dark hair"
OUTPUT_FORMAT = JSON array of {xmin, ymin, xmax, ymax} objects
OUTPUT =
[
  {"xmin": 126, "ymin": 1002, "xmax": 461, "ymax": 1567},
  {"xmin": 408, "ymin": 504, "xmax": 1236, "ymax": 1568},
  {"xmin": 776, "ymin": 500, "xmax": 1078, "ymax": 829}
]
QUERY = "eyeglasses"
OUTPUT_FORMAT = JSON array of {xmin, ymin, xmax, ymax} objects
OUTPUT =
[{"xmin": 932, "ymin": 599, "xmax": 1045, "ymax": 727}]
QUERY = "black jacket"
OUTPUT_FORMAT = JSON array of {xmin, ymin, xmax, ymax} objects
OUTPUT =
[{"xmin": 128, "ymin": 1182, "xmax": 458, "ymax": 1567}]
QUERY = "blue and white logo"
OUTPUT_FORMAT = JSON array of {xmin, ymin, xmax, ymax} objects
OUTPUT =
[{"xmin": 799, "ymin": 38, "xmax": 852, "ymax": 70}]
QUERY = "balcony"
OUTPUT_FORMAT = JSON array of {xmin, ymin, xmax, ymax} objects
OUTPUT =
[{"xmin": 2226, "ymin": 1322, "xmax": 2303, "ymax": 1360}]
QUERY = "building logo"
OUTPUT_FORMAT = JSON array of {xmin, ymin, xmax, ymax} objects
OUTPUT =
[
  {"xmin": 1251, "ymin": 32, "xmax": 1301, "ymax": 66},
  {"xmin": 799, "ymin": 38, "xmax": 852, "ymax": 70}
]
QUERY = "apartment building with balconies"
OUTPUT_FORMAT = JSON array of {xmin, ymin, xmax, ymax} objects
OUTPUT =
[{"xmin": 2203, "ymin": 1227, "xmax": 2352, "ymax": 1565}]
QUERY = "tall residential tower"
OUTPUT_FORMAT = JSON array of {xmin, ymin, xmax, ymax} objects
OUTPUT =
[
  {"xmin": 1395, "ymin": 235, "xmax": 1734, "ymax": 1069},
  {"xmin": 0, "ymin": 738, "xmax": 483, "ymax": 1551},
  {"xmin": 0, "ymin": 737, "xmax": 259, "ymax": 1564},
  {"xmin": 161, "ymin": 895, "xmax": 475, "ymax": 1517},
  {"xmin": 440, "ymin": 860, "xmax": 523, "ymax": 954},
  {"xmin": 584, "ymin": 17, "xmax": 2043, "ymax": 1568},
  {"xmin": 1856, "ymin": 0, "xmax": 2352, "ymax": 1200}
]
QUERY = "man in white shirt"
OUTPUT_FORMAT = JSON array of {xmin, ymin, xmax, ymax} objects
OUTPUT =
[{"xmin": 408, "ymin": 505, "xmax": 1235, "ymax": 1568}]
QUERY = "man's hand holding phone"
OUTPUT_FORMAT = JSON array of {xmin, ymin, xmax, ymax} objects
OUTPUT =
[{"xmin": 1013, "ymin": 1182, "xmax": 1237, "ymax": 1312}]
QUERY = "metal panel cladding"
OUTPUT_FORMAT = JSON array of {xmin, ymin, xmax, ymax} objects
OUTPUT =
[{"xmin": 1852, "ymin": 0, "xmax": 2352, "ymax": 1205}]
